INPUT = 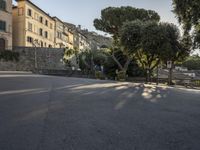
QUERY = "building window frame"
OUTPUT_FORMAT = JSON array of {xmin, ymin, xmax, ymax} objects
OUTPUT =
[
  {"xmin": 28, "ymin": 22, "xmax": 32, "ymax": 32},
  {"xmin": 18, "ymin": 7, "xmax": 24, "ymax": 16},
  {"xmin": 39, "ymin": 16, "xmax": 43, "ymax": 24},
  {"xmin": 45, "ymin": 20, "xmax": 48, "ymax": 26},
  {"xmin": 0, "ymin": 0, "xmax": 6, "ymax": 11},
  {"xmin": 0, "ymin": 20, "xmax": 6, "ymax": 32},
  {"xmin": 27, "ymin": 9, "xmax": 32, "ymax": 17},
  {"xmin": 44, "ymin": 31, "xmax": 48, "ymax": 39},
  {"xmin": 27, "ymin": 36, "xmax": 33, "ymax": 43},
  {"xmin": 39, "ymin": 28, "xmax": 43, "ymax": 36}
]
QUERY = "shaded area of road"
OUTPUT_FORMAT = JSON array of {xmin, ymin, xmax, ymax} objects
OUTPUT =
[{"xmin": 0, "ymin": 72, "xmax": 200, "ymax": 150}]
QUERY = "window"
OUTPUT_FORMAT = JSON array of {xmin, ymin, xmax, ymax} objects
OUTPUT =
[
  {"xmin": 39, "ymin": 28, "xmax": 43, "ymax": 36},
  {"xmin": 45, "ymin": 20, "xmax": 48, "ymax": 26},
  {"xmin": 44, "ymin": 42, "xmax": 46, "ymax": 47},
  {"xmin": 57, "ymin": 32, "xmax": 62, "ymax": 39},
  {"xmin": 50, "ymin": 23, "xmax": 53, "ymax": 29},
  {"xmin": 41, "ymin": 41, "xmax": 43, "ymax": 47},
  {"xmin": 39, "ymin": 17, "xmax": 43, "ymax": 23},
  {"xmin": 34, "ymin": 13, "xmax": 38, "ymax": 20},
  {"xmin": 44, "ymin": 31, "xmax": 48, "ymax": 38},
  {"xmin": 0, "ymin": 0, "xmax": 6, "ymax": 11},
  {"xmin": 0, "ymin": 20, "xmax": 6, "ymax": 31},
  {"xmin": 0, "ymin": 38, "xmax": 6, "ymax": 50},
  {"xmin": 18, "ymin": 7, "xmax": 24, "ymax": 16},
  {"xmin": 27, "ymin": 9, "xmax": 32, "ymax": 16},
  {"xmin": 27, "ymin": 36, "xmax": 33, "ymax": 43},
  {"xmin": 49, "ymin": 45, "xmax": 52, "ymax": 48},
  {"xmin": 28, "ymin": 22, "xmax": 32, "ymax": 31}
]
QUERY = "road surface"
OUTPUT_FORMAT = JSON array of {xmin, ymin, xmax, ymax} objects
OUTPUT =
[{"xmin": 0, "ymin": 72, "xmax": 200, "ymax": 150}]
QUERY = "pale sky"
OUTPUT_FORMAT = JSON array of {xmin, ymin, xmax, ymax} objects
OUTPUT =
[{"xmin": 13, "ymin": 0, "xmax": 179, "ymax": 35}]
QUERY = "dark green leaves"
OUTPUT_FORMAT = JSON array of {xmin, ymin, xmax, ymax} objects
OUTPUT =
[{"xmin": 94, "ymin": 6, "xmax": 160, "ymax": 37}]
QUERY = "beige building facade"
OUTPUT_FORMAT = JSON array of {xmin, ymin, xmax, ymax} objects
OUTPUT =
[
  {"xmin": 53, "ymin": 17, "xmax": 74, "ymax": 49},
  {"xmin": 53, "ymin": 17, "xmax": 68, "ymax": 48},
  {"xmin": 0, "ymin": 0, "xmax": 12, "ymax": 50},
  {"xmin": 67, "ymin": 30, "xmax": 74, "ymax": 49},
  {"xmin": 13, "ymin": 0, "xmax": 55, "ymax": 47}
]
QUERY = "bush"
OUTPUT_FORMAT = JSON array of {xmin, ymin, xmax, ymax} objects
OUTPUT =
[
  {"xmin": 95, "ymin": 71, "xmax": 105, "ymax": 80},
  {"xmin": 116, "ymin": 71, "xmax": 127, "ymax": 81},
  {"xmin": 0, "ymin": 50, "xmax": 19, "ymax": 62}
]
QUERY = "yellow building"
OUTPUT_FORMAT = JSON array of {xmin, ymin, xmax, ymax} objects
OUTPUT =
[
  {"xmin": 13, "ymin": 0, "xmax": 55, "ymax": 48},
  {"xmin": 53, "ymin": 17, "xmax": 74, "ymax": 49},
  {"xmin": 0, "ymin": 0, "xmax": 12, "ymax": 50},
  {"xmin": 53, "ymin": 17, "xmax": 68, "ymax": 48},
  {"xmin": 67, "ymin": 29, "xmax": 74, "ymax": 49}
]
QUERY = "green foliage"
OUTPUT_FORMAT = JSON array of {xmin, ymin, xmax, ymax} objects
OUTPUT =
[
  {"xmin": 63, "ymin": 48, "xmax": 79, "ymax": 66},
  {"xmin": 120, "ymin": 20, "xmax": 143, "ymax": 55},
  {"xmin": 94, "ymin": 6, "xmax": 160, "ymax": 37},
  {"xmin": 193, "ymin": 25, "xmax": 200, "ymax": 49},
  {"xmin": 182, "ymin": 55, "xmax": 200, "ymax": 70},
  {"xmin": 116, "ymin": 70, "xmax": 127, "ymax": 81},
  {"xmin": 172, "ymin": 0, "xmax": 200, "ymax": 49},
  {"xmin": 0, "ymin": 50, "xmax": 19, "ymax": 62},
  {"xmin": 103, "ymin": 50, "xmax": 145, "ymax": 79},
  {"xmin": 94, "ymin": 6, "xmax": 160, "ymax": 73},
  {"xmin": 95, "ymin": 71, "xmax": 104, "ymax": 80},
  {"xmin": 172, "ymin": 0, "xmax": 200, "ymax": 33},
  {"xmin": 119, "ymin": 20, "xmax": 189, "ymax": 81},
  {"xmin": 78, "ymin": 49, "xmax": 109, "ymax": 73},
  {"xmin": 159, "ymin": 23, "xmax": 189, "ymax": 63}
]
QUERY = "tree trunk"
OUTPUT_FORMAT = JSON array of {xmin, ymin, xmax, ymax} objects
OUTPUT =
[
  {"xmin": 146, "ymin": 69, "xmax": 150, "ymax": 83},
  {"xmin": 111, "ymin": 54, "xmax": 123, "ymax": 71}
]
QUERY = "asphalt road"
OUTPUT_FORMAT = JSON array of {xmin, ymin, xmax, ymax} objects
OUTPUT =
[{"xmin": 0, "ymin": 72, "xmax": 200, "ymax": 150}]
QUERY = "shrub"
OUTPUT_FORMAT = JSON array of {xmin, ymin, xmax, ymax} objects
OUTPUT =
[
  {"xmin": 95, "ymin": 71, "xmax": 105, "ymax": 80},
  {"xmin": 116, "ymin": 70, "xmax": 127, "ymax": 81}
]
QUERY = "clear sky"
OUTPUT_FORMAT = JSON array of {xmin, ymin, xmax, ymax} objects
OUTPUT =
[{"xmin": 13, "ymin": 0, "xmax": 179, "ymax": 35}]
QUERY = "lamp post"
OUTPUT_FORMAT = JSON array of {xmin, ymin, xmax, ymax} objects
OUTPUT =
[{"xmin": 32, "ymin": 40, "xmax": 39, "ymax": 71}]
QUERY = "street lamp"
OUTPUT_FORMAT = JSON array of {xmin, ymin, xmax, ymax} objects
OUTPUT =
[{"xmin": 32, "ymin": 40, "xmax": 40, "ymax": 71}]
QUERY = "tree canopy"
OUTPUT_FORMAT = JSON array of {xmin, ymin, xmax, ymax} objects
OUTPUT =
[
  {"xmin": 182, "ymin": 55, "xmax": 200, "ymax": 70},
  {"xmin": 172, "ymin": 0, "xmax": 200, "ymax": 49},
  {"xmin": 94, "ymin": 6, "xmax": 160, "ymax": 38},
  {"xmin": 93, "ymin": 6, "xmax": 160, "ymax": 73},
  {"xmin": 172, "ymin": 0, "xmax": 200, "ymax": 33}
]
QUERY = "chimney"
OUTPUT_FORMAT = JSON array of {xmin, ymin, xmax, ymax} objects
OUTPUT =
[{"xmin": 78, "ymin": 25, "xmax": 81, "ymax": 30}]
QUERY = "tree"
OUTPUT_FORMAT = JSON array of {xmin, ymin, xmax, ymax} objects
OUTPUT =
[
  {"xmin": 182, "ymin": 55, "xmax": 200, "ymax": 70},
  {"xmin": 172, "ymin": 0, "xmax": 200, "ymax": 49},
  {"xmin": 172, "ymin": 0, "xmax": 200, "ymax": 34},
  {"xmin": 159, "ymin": 23, "xmax": 190, "ymax": 85},
  {"xmin": 139, "ymin": 21, "xmax": 166, "ymax": 82},
  {"xmin": 120, "ymin": 21, "xmax": 166, "ymax": 82},
  {"xmin": 63, "ymin": 48, "xmax": 79, "ymax": 67},
  {"xmin": 94, "ymin": 6, "xmax": 160, "ymax": 73}
]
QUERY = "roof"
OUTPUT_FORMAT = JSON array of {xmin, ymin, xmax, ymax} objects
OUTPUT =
[
  {"xmin": 52, "ymin": 16, "xmax": 64, "ymax": 24},
  {"xmin": 15, "ymin": 0, "xmax": 53, "ymax": 20}
]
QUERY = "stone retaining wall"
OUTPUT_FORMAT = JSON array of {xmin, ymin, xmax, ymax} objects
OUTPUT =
[{"xmin": 0, "ymin": 47, "xmax": 67, "ymax": 71}]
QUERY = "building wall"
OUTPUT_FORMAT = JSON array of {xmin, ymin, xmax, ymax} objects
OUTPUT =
[
  {"xmin": 0, "ymin": 47, "xmax": 66, "ymax": 71},
  {"xmin": 0, "ymin": 0, "xmax": 12, "ymax": 49},
  {"xmin": 13, "ymin": 0, "xmax": 55, "ymax": 48},
  {"xmin": 67, "ymin": 30, "xmax": 73, "ymax": 49},
  {"xmin": 79, "ymin": 33, "xmax": 89, "ymax": 51},
  {"xmin": 54, "ymin": 17, "xmax": 68, "ymax": 48}
]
